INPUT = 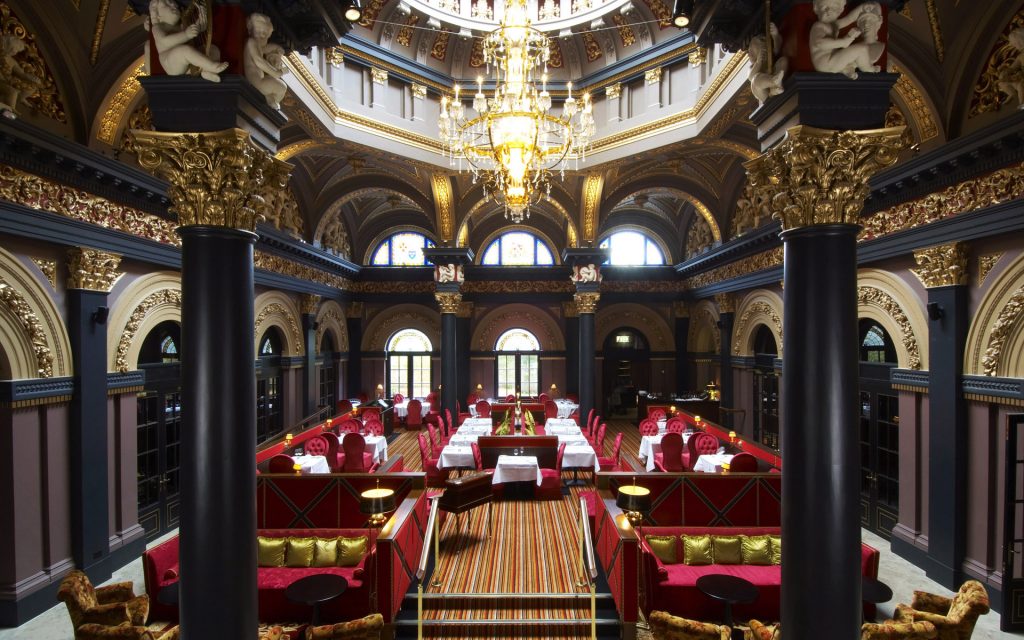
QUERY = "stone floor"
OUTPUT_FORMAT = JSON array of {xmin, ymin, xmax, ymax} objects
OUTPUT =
[{"xmin": 1, "ymin": 530, "xmax": 1016, "ymax": 639}]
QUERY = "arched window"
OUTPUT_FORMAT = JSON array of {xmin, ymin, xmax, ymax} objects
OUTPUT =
[
  {"xmin": 387, "ymin": 329, "xmax": 433, "ymax": 398},
  {"xmin": 859, "ymin": 320, "xmax": 897, "ymax": 363},
  {"xmin": 753, "ymin": 325, "xmax": 778, "ymax": 356},
  {"xmin": 371, "ymin": 232, "xmax": 436, "ymax": 266},
  {"xmin": 481, "ymin": 231, "xmax": 555, "ymax": 266},
  {"xmin": 318, "ymin": 332, "xmax": 337, "ymax": 415},
  {"xmin": 599, "ymin": 230, "xmax": 665, "ymax": 265},
  {"xmin": 256, "ymin": 328, "xmax": 284, "ymax": 444},
  {"xmin": 138, "ymin": 321, "xmax": 181, "ymax": 365},
  {"xmin": 495, "ymin": 328, "xmax": 540, "ymax": 397}
]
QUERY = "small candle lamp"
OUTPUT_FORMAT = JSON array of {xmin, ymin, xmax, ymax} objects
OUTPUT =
[
  {"xmin": 729, "ymin": 430, "xmax": 736, "ymax": 443},
  {"xmin": 284, "ymin": 433, "xmax": 293, "ymax": 447},
  {"xmin": 694, "ymin": 415, "xmax": 702, "ymax": 429},
  {"xmin": 323, "ymin": 418, "xmax": 333, "ymax": 432},
  {"xmin": 706, "ymin": 381, "xmax": 720, "ymax": 401},
  {"xmin": 616, "ymin": 482, "xmax": 651, "ymax": 530},
  {"xmin": 721, "ymin": 461, "xmax": 731, "ymax": 474},
  {"xmin": 669, "ymin": 405, "xmax": 676, "ymax": 416},
  {"xmin": 292, "ymin": 463, "xmax": 302, "ymax": 476}
]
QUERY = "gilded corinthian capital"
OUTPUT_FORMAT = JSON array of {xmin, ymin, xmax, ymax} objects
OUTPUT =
[
  {"xmin": 744, "ymin": 125, "xmax": 905, "ymax": 231},
  {"xmin": 912, "ymin": 243, "xmax": 968, "ymax": 288},
  {"xmin": 132, "ymin": 128, "xmax": 290, "ymax": 232},
  {"xmin": 66, "ymin": 248, "xmax": 122, "ymax": 292},
  {"xmin": 574, "ymin": 292, "xmax": 600, "ymax": 314},
  {"xmin": 435, "ymin": 291, "xmax": 462, "ymax": 314}
]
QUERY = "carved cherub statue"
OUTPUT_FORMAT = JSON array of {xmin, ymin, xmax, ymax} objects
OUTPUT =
[
  {"xmin": 146, "ymin": 0, "xmax": 228, "ymax": 82},
  {"xmin": 244, "ymin": 13, "xmax": 288, "ymax": 109},
  {"xmin": 0, "ymin": 34, "xmax": 43, "ymax": 118},
  {"xmin": 435, "ymin": 263, "xmax": 464, "ymax": 283},
  {"xmin": 809, "ymin": 0, "xmax": 885, "ymax": 79},
  {"xmin": 571, "ymin": 263, "xmax": 601, "ymax": 283},
  {"xmin": 748, "ymin": 22, "xmax": 787, "ymax": 104},
  {"xmin": 998, "ymin": 28, "xmax": 1024, "ymax": 109}
]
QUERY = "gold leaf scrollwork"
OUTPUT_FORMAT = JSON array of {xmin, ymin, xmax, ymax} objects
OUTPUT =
[
  {"xmin": 911, "ymin": 242, "xmax": 968, "ymax": 288},
  {"xmin": 435, "ymin": 291, "xmax": 462, "ymax": 314},
  {"xmin": 315, "ymin": 308, "xmax": 347, "ymax": 351},
  {"xmin": 31, "ymin": 258, "xmax": 55, "ymax": 288},
  {"xmin": 574, "ymin": 292, "xmax": 600, "ymax": 314},
  {"xmin": 582, "ymin": 175, "xmax": 603, "ymax": 242},
  {"xmin": 254, "ymin": 251, "xmax": 351, "ymax": 290},
  {"xmin": 0, "ymin": 276, "xmax": 53, "ymax": 377},
  {"xmin": 0, "ymin": 1, "xmax": 67, "ymax": 123},
  {"xmin": 857, "ymin": 286, "xmax": 921, "ymax": 370},
  {"xmin": 969, "ymin": 10, "xmax": 1024, "ymax": 117},
  {"xmin": 66, "ymin": 248, "xmax": 122, "ymax": 292},
  {"xmin": 714, "ymin": 293, "xmax": 735, "ymax": 314},
  {"xmin": 116, "ymin": 288, "xmax": 181, "ymax": 373},
  {"xmin": 255, "ymin": 302, "xmax": 304, "ymax": 356},
  {"xmin": 979, "ymin": 253, "xmax": 1003, "ymax": 287},
  {"xmin": 298, "ymin": 294, "xmax": 321, "ymax": 316},
  {"xmin": 732, "ymin": 301, "xmax": 782, "ymax": 355},
  {"xmin": 745, "ymin": 125, "xmax": 905, "ymax": 231},
  {"xmin": 982, "ymin": 285, "xmax": 1024, "ymax": 376}
]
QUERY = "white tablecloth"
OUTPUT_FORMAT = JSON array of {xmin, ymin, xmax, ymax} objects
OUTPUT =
[
  {"xmin": 563, "ymin": 445, "xmax": 599, "ymax": 472},
  {"xmin": 556, "ymin": 434, "xmax": 590, "ymax": 447},
  {"xmin": 545, "ymin": 418, "xmax": 578, "ymax": 430},
  {"xmin": 493, "ymin": 455, "xmax": 542, "ymax": 485},
  {"xmin": 638, "ymin": 433, "xmax": 692, "ymax": 471},
  {"xmin": 439, "ymin": 445, "xmax": 475, "ymax": 469},
  {"xmin": 555, "ymin": 400, "xmax": 579, "ymax": 418},
  {"xmin": 292, "ymin": 454, "xmax": 330, "ymax": 474},
  {"xmin": 364, "ymin": 434, "xmax": 388, "ymax": 463},
  {"xmin": 460, "ymin": 418, "xmax": 493, "ymax": 430},
  {"xmin": 394, "ymin": 400, "xmax": 430, "ymax": 418},
  {"xmin": 448, "ymin": 434, "xmax": 481, "ymax": 447},
  {"xmin": 693, "ymin": 453, "xmax": 735, "ymax": 473}
]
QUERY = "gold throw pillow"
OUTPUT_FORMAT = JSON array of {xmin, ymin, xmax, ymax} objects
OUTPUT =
[
  {"xmin": 644, "ymin": 535, "xmax": 678, "ymax": 564},
  {"xmin": 285, "ymin": 537, "xmax": 316, "ymax": 567},
  {"xmin": 741, "ymin": 535, "xmax": 773, "ymax": 565},
  {"xmin": 312, "ymin": 538, "xmax": 340, "ymax": 567},
  {"xmin": 257, "ymin": 536, "xmax": 287, "ymax": 567},
  {"xmin": 682, "ymin": 535, "xmax": 714, "ymax": 565},
  {"xmin": 769, "ymin": 535, "xmax": 782, "ymax": 565},
  {"xmin": 712, "ymin": 535, "xmax": 742, "ymax": 564},
  {"xmin": 337, "ymin": 536, "xmax": 368, "ymax": 567}
]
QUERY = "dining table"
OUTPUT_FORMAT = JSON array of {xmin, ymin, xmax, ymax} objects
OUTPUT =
[
  {"xmin": 394, "ymin": 399, "xmax": 430, "ymax": 418},
  {"xmin": 492, "ymin": 455, "xmax": 542, "ymax": 485},
  {"xmin": 637, "ymin": 432, "xmax": 693, "ymax": 471},
  {"xmin": 692, "ymin": 453, "xmax": 735, "ymax": 473},
  {"xmin": 290, "ymin": 454, "xmax": 331, "ymax": 474}
]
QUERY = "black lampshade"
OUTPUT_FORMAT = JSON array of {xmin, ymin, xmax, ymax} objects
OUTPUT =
[
  {"xmin": 672, "ymin": 0, "xmax": 692, "ymax": 28},
  {"xmin": 616, "ymin": 484, "xmax": 651, "ymax": 513},
  {"xmin": 359, "ymin": 486, "xmax": 396, "ymax": 516}
]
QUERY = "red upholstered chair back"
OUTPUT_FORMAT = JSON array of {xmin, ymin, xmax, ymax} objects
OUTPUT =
[
  {"xmin": 648, "ymin": 408, "xmax": 667, "ymax": 421},
  {"xmin": 471, "ymin": 442, "xmax": 484, "ymax": 471},
  {"xmin": 321, "ymin": 431, "xmax": 341, "ymax": 448},
  {"xmin": 407, "ymin": 399, "xmax": 423, "ymax": 420},
  {"xmin": 268, "ymin": 454, "xmax": 296, "ymax": 473},
  {"xmin": 544, "ymin": 400, "xmax": 558, "ymax": 419},
  {"xmin": 444, "ymin": 409, "xmax": 454, "ymax": 437},
  {"xmin": 337, "ymin": 399, "xmax": 353, "ymax": 416},
  {"xmin": 555, "ymin": 442, "xmax": 566, "ymax": 472},
  {"xmin": 361, "ymin": 407, "xmax": 381, "ymax": 422},
  {"xmin": 566, "ymin": 393, "xmax": 578, "ymax": 402},
  {"xmin": 595, "ymin": 423, "xmax": 607, "ymax": 452},
  {"xmin": 476, "ymin": 400, "xmax": 491, "ymax": 417},
  {"xmin": 364, "ymin": 420, "xmax": 384, "ymax": 436},
  {"xmin": 729, "ymin": 452, "xmax": 759, "ymax": 472},
  {"xmin": 587, "ymin": 409, "xmax": 595, "ymax": 431},
  {"xmin": 341, "ymin": 433, "xmax": 368, "ymax": 471},
  {"xmin": 393, "ymin": 393, "xmax": 404, "ymax": 403},
  {"xmin": 338, "ymin": 418, "xmax": 362, "ymax": 434},
  {"xmin": 639, "ymin": 419, "xmax": 659, "ymax": 436},
  {"xmin": 687, "ymin": 432, "xmax": 720, "ymax": 469},
  {"xmin": 467, "ymin": 393, "xmax": 478, "ymax": 405},
  {"xmin": 539, "ymin": 393, "xmax": 550, "ymax": 403},
  {"xmin": 305, "ymin": 435, "xmax": 331, "ymax": 458},
  {"xmin": 659, "ymin": 433, "xmax": 686, "ymax": 471},
  {"xmin": 417, "ymin": 433, "xmax": 432, "ymax": 464},
  {"xmin": 609, "ymin": 433, "xmax": 623, "ymax": 464},
  {"xmin": 426, "ymin": 392, "xmax": 438, "ymax": 406},
  {"xmin": 505, "ymin": 394, "xmax": 516, "ymax": 402},
  {"xmin": 665, "ymin": 417, "xmax": 686, "ymax": 434},
  {"xmin": 426, "ymin": 424, "xmax": 440, "ymax": 454}
]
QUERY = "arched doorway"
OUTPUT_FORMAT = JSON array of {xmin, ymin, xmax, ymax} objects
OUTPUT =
[
  {"xmin": 858, "ymin": 319, "xmax": 900, "ymax": 539},
  {"xmin": 135, "ymin": 320, "xmax": 182, "ymax": 540},
  {"xmin": 387, "ymin": 329, "xmax": 433, "ymax": 399},
  {"xmin": 495, "ymin": 328, "xmax": 541, "ymax": 397},
  {"xmin": 751, "ymin": 324, "xmax": 780, "ymax": 449},
  {"xmin": 257, "ymin": 327, "xmax": 285, "ymax": 444},
  {"xmin": 318, "ymin": 332, "xmax": 338, "ymax": 414},
  {"xmin": 601, "ymin": 328, "xmax": 649, "ymax": 416}
]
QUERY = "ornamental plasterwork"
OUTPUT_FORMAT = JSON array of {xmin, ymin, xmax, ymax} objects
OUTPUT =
[
  {"xmin": 685, "ymin": 215, "xmax": 715, "ymax": 259},
  {"xmin": 640, "ymin": 0, "xmax": 672, "ymax": 28},
  {"xmin": 431, "ymin": 174, "xmax": 454, "ymax": 242},
  {"xmin": 611, "ymin": 14, "xmax": 636, "ymax": 47},
  {"xmin": 116, "ymin": 288, "xmax": 181, "ymax": 373},
  {"xmin": 685, "ymin": 247, "xmax": 783, "ymax": 290},
  {"xmin": 714, "ymin": 293, "xmax": 735, "ymax": 314},
  {"xmin": 890, "ymin": 63, "xmax": 938, "ymax": 141},
  {"xmin": 596, "ymin": 309, "xmax": 670, "ymax": 350},
  {"xmin": 119, "ymin": 103, "xmax": 153, "ymax": 158},
  {"xmin": 688, "ymin": 306, "xmax": 721, "ymax": 353},
  {"xmin": 263, "ymin": 187, "xmax": 304, "ymax": 237},
  {"xmin": 688, "ymin": 47, "xmax": 707, "ymax": 66},
  {"xmin": 924, "ymin": 0, "xmax": 943, "ymax": 63},
  {"xmin": 884, "ymin": 102, "xmax": 917, "ymax": 150},
  {"xmin": 605, "ymin": 83, "xmax": 621, "ymax": 99},
  {"xmin": 254, "ymin": 252, "xmax": 352, "ymax": 290},
  {"xmin": 981, "ymin": 284, "xmax": 1024, "ymax": 376},
  {"xmin": 562, "ymin": 300, "xmax": 578, "ymax": 317},
  {"xmin": 66, "ymin": 248, "xmax": 122, "ymax": 292},
  {"xmin": 575, "ymin": 292, "xmax": 600, "ymax": 314},
  {"xmin": 581, "ymin": 174, "xmax": 603, "ymax": 242},
  {"xmin": 255, "ymin": 303, "xmax": 305, "ymax": 356},
  {"xmin": 411, "ymin": 84, "xmax": 427, "ymax": 100},
  {"xmin": 98, "ymin": 61, "xmax": 146, "ymax": 145},
  {"xmin": 673, "ymin": 301, "xmax": 688, "ymax": 318},
  {"xmin": 299, "ymin": 294, "xmax": 321, "ymax": 316},
  {"xmin": 969, "ymin": 9, "xmax": 1024, "ymax": 117},
  {"xmin": 859, "ymin": 161, "xmax": 1024, "ymax": 241},
  {"xmin": 857, "ymin": 286, "xmax": 921, "ymax": 370},
  {"xmin": 435, "ymin": 292, "xmax": 462, "ymax": 314},
  {"xmin": 89, "ymin": 0, "xmax": 111, "ymax": 63},
  {"xmin": 732, "ymin": 301, "xmax": 783, "ymax": 355},
  {"xmin": 371, "ymin": 68, "xmax": 388, "ymax": 85},
  {"xmin": 325, "ymin": 47, "xmax": 344, "ymax": 66},
  {"xmin": 31, "ymin": 258, "xmax": 56, "ymax": 288},
  {"xmin": 475, "ymin": 309, "xmax": 560, "ymax": 350},
  {"xmin": 0, "ymin": 2, "xmax": 67, "ymax": 122},
  {"xmin": 979, "ymin": 254, "xmax": 1004, "ymax": 287},
  {"xmin": 368, "ymin": 311, "xmax": 439, "ymax": 350},
  {"xmin": 315, "ymin": 307, "xmax": 348, "ymax": 352},
  {"xmin": 911, "ymin": 243, "xmax": 968, "ymax": 288},
  {"xmin": 600, "ymin": 280, "xmax": 688, "ymax": 293},
  {"xmin": 644, "ymin": 67, "xmax": 662, "ymax": 85},
  {"xmin": 731, "ymin": 176, "xmax": 772, "ymax": 238},
  {"xmin": 352, "ymin": 280, "xmax": 435, "ymax": 294},
  {"xmin": 0, "ymin": 276, "xmax": 54, "ymax": 377}
]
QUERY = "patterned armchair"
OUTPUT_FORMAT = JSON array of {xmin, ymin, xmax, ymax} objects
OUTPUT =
[
  {"xmin": 861, "ymin": 620, "xmax": 938, "ymax": 639},
  {"xmin": 58, "ymin": 570, "xmax": 149, "ymax": 631},
  {"xmin": 892, "ymin": 580, "xmax": 990, "ymax": 640},
  {"xmin": 73, "ymin": 623, "xmax": 179, "ymax": 640},
  {"xmin": 649, "ymin": 610, "xmax": 731, "ymax": 640},
  {"xmin": 306, "ymin": 613, "xmax": 383, "ymax": 639},
  {"xmin": 743, "ymin": 619, "xmax": 780, "ymax": 640}
]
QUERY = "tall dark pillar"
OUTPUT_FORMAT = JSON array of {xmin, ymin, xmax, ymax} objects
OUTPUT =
[
  {"xmin": 577, "ymin": 293, "xmax": 598, "ymax": 422},
  {"xmin": 917, "ymin": 243, "xmax": 968, "ymax": 587},
  {"xmin": 346, "ymin": 306, "xmax": 363, "ymax": 400},
  {"xmin": 456, "ymin": 314, "xmax": 471, "ymax": 411},
  {"xmin": 565, "ymin": 308, "xmax": 579, "ymax": 397},
  {"xmin": 674, "ymin": 304, "xmax": 690, "ymax": 395},
  {"xmin": 300, "ymin": 295, "xmax": 320, "ymax": 416},
  {"xmin": 716, "ymin": 294, "xmax": 735, "ymax": 423},
  {"xmin": 424, "ymin": 249, "xmax": 473, "ymax": 422},
  {"xmin": 745, "ymin": 125, "xmax": 903, "ymax": 640},
  {"xmin": 66, "ymin": 248, "xmax": 120, "ymax": 577}
]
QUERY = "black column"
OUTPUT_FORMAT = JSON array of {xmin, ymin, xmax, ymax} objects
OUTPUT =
[
  {"xmin": 178, "ymin": 226, "xmax": 257, "ymax": 639},
  {"xmin": 302, "ymin": 313, "xmax": 317, "ymax": 416},
  {"xmin": 675, "ymin": 315, "xmax": 690, "ymax": 395},
  {"xmin": 347, "ymin": 316, "xmax": 363, "ymax": 399},
  {"xmin": 718, "ymin": 312, "xmax": 735, "ymax": 424},
  {"xmin": 565, "ymin": 314, "xmax": 579, "ymax": 397},
  {"xmin": 456, "ymin": 316, "xmax": 471, "ymax": 412},
  {"xmin": 926, "ymin": 285, "xmax": 967, "ymax": 587},
  {"xmin": 780, "ymin": 224, "xmax": 861, "ymax": 639},
  {"xmin": 67, "ymin": 288, "xmax": 110, "ymax": 577},
  {"xmin": 441, "ymin": 311, "xmax": 458, "ymax": 422},
  {"xmin": 579, "ymin": 310, "xmax": 596, "ymax": 423}
]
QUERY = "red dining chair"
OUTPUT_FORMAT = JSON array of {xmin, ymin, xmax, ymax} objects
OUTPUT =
[
  {"xmin": 687, "ymin": 431, "xmax": 720, "ymax": 471},
  {"xmin": 586, "ymin": 414, "xmax": 603, "ymax": 445},
  {"xmin": 665, "ymin": 417, "xmax": 686, "ymax": 434},
  {"xmin": 598, "ymin": 433, "xmax": 624, "ymax": 471},
  {"xmin": 444, "ymin": 409, "xmax": 456, "ymax": 440},
  {"xmin": 321, "ymin": 432, "xmax": 344, "ymax": 468},
  {"xmin": 729, "ymin": 452, "xmax": 759, "ymax": 472},
  {"xmin": 393, "ymin": 393, "xmax": 404, "ymax": 403},
  {"xmin": 467, "ymin": 393, "xmax": 478, "ymax": 406},
  {"xmin": 361, "ymin": 407, "xmax": 382, "ymax": 423},
  {"xmin": 475, "ymin": 400, "xmax": 491, "ymax": 417},
  {"xmin": 504, "ymin": 394, "xmax": 516, "ymax": 402},
  {"xmin": 639, "ymin": 418, "xmax": 660, "ymax": 436},
  {"xmin": 539, "ymin": 393, "xmax": 550, "ymax": 403},
  {"xmin": 648, "ymin": 408, "xmax": 667, "ymax": 421},
  {"xmin": 536, "ymin": 443, "xmax": 567, "ymax": 500},
  {"xmin": 406, "ymin": 399, "xmax": 424, "ymax": 430},
  {"xmin": 304, "ymin": 435, "xmax": 339, "ymax": 471},
  {"xmin": 338, "ymin": 418, "xmax": 362, "ymax": 434},
  {"xmin": 654, "ymin": 432, "xmax": 686, "ymax": 472},
  {"xmin": 418, "ymin": 433, "xmax": 448, "ymax": 488},
  {"xmin": 457, "ymin": 400, "xmax": 471, "ymax": 425},
  {"xmin": 471, "ymin": 443, "xmax": 502, "ymax": 495},
  {"xmin": 427, "ymin": 423, "xmax": 449, "ymax": 453},
  {"xmin": 364, "ymin": 420, "xmax": 384, "ymax": 436},
  {"xmin": 340, "ymin": 433, "xmax": 378, "ymax": 472},
  {"xmin": 586, "ymin": 409, "xmax": 595, "ymax": 431},
  {"xmin": 544, "ymin": 400, "xmax": 558, "ymax": 420},
  {"xmin": 268, "ymin": 454, "xmax": 297, "ymax": 474},
  {"xmin": 591, "ymin": 423, "xmax": 607, "ymax": 455}
]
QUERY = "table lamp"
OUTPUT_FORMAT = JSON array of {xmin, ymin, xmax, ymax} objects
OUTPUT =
[
  {"xmin": 359, "ymin": 481, "xmax": 397, "ymax": 528},
  {"xmin": 616, "ymin": 482, "xmax": 651, "ymax": 530}
]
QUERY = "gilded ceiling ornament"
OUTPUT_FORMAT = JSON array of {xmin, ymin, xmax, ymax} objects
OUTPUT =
[
  {"xmin": 548, "ymin": 39, "xmax": 563, "ymax": 69},
  {"xmin": 462, "ymin": 280, "xmax": 575, "ymax": 294},
  {"xmin": 688, "ymin": 47, "xmax": 707, "ymax": 66},
  {"xmin": 252, "ymin": 157, "xmax": 295, "ymax": 232},
  {"xmin": 371, "ymin": 68, "xmax": 388, "ymax": 85},
  {"xmin": 119, "ymin": 103, "xmax": 153, "ymax": 157},
  {"xmin": 684, "ymin": 247, "xmax": 784, "ymax": 290},
  {"xmin": 298, "ymin": 294, "xmax": 321, "ymax": 316},
  {"xmin": 731, "ymin": 175, "xmax": 772, "ymax": 238},
  {"xmin": 99, "ymin": 61, "xmax": 146, "ymax": 145},
  {"xmin": 469, "ymin": 35, "xmax": 485, "ymax": 68},
  {"xmin": 116, "ymin": 288, "xmax": 181, "ymax": 373},
  {"xmin": 325, "ymin": 47, "xmax": 344, "ymax": 66},
  {"xmin": 969, "ymin": 10, "xmax": 1024, "ymax": 117},
  {"xmin": 352, "ymin": 281, "xmax": 435, "ymax": 294},
  {"xmin": 600, "ymin": 280, "xmax": 688, "ymax": 292},
  {"xmin": 732, "ymin": 301, "xmax": 783, "ymax": 355},
  {"xmin": 857, "ymin": 286, "xmax": 921, "ymax": 369},
  {"xmin": 981, "ymin": 284, "xmax": 1024, "ymax": 376},
  {"xmin": 133, "ymin": 129, "xmax": 281, "ymax": 231},
  {"xmin": 0, "ymin": 2, "xmax": 67, "ymax": 122},
  {"xmin": 411, "ymin": 84, "xmax": 427, "ymax": 100},
  {"xmin": 90, "ymin": 0, "xmax": 111, "ymax": 64},
  {"xmin": 605, "ymin": 83, "xmax": 621, "ymax": 100},
  {"xmin": 121, "ymin": 5, "xmax": 135, "ymax": 22},
  {"xmin": 275, "ymin": 140, "xmax": 322, "ymax": 161},
  {"xmin": 884, "ymin": 101, "xmax": 916, "ymax": 149},
  {"xmin": 644, "ymin": 67, "xmax": 662, "ymax": 85},
  {"xmin": 611, "ymin": 14, "xmax": 636, "ymax": 47},
  {"xmin": 581, "ymin": 174, "xmax": 603, "ymax": 242},
  {"xmin": 66, "ymin": 248, "xmax": 122, "ymax": 292},
  {"xmin": 574, "ymin": 292, "xmax": 600, "ymax": 314},
  {"xmin": 912, "ymin": 243, "xmax": 968, "ymax": 288},
  {"xmin": 639, "ymin": 0, "xmax": 672, "ymax": 28},
  {"xmin": 31, "ymin": 258, "xmax": 56, "ymax": 288},
  {"xmin": 979, "ymin": 254, "xmax": 1003, "ymax": 287},
  {"xmin": 315, "ymin": 307, "xmax": 348, "ymax": 351},
  {"xmin": 673, "ymin": 301, "xmax": 689, "ymax": 318},
  {"xmin": 890, "ymin": 63, "xmax": 938, "ymax": 141},
  {"xmin": 476, "ymin": 309, "xmax": 558, "ymax": 350},
  {"xmin": 359, "ymin": 0, "xmax": 385, "ymax": 27},
  {"xmin": 435, "ymin": 291, "xmax": 463, "ymax": 314},
  {"xmin": 318, "ymin": 213, "xmax": 352, "ymax": 259},
  {"xmin": 431, "ymin": 173, "xmax": 454, "ymax": 242},
  {"xmin": 0, "ymin": 276, "xmax": 53, "ymax": 377},
  {"xmin": 582, "ymin": 32, "xmax": 602, "ymax": 62},
  {"xmin": 430, "ymin": 30, "xmax": 451, "ymax": 62},
  {"xmin": 924, "ymin": 0, "xmax": 944, "ymax": 63},
  {"xmin": 744, "ymin": 125, "xmax": 904, "ymax": 231},
  {"xmin": 396, "ymin": 15, "xmax": 420, "ymax": 48},
  {"xmin": 860, "ymin": 161, "xmax": 1024, "ymax": 241},
  {"xmin": 714, "ymin": 293, "xmax": 735, "ymax": 314},
  {"xmin": 255, "ymin": 302, "xmax": 304, "ymax": 356},
  {"xmin": 254, "ymin": 251, "xmax": 352, "ymax": 290}
]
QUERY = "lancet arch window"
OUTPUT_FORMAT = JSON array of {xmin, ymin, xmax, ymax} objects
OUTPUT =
[
  {"xmin": 371, "ymin": 232, "xmax": 436, "ymax": 266},
  {"xmin": 495, "ymin": 328, "xmax": 541, "ymax": 397},
  {"xmin": 387, "ymin": 329, "xmax": 433, "ymax": 398},
  {"xmin": 599, "ymin": 230, "xmax": 666, "ymax": 265},
  {"xmin": 481, "ymin": 231, "xmax": 556, "ymax": 266}
]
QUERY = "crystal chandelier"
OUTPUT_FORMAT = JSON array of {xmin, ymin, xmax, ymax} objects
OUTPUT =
[{"xmin": 438, "ymin": 0, "xmax": 595, "ymax": 223}]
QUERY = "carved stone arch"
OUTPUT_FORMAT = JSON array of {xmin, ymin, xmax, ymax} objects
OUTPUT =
[
  {"xmin": 595, "ymin": 303, "xmax": 674, "ymax": 352},
  {"xmin": 0, "ymin": 247, "xmax": 71, "ymax": 379},
  {"xmin": 315, "ymin": 300, "xmax": 349, "ymax": 353},
  {"xmin": 363, "ymin": 304, "xmax": 441, "ymax": 351},
  {"xmin": 602, "ymin": 179, "xmax": 722, "ymax": 243},
  {"xmin": 474, "ymin": 225, "xmax": 563, "ymax": 264},
  {"xmin": 107, "ymin": 271, "xmax": 181, "ymax": 373},
  {"xmin": 597, "ymin": 223, "xmax": 673, "ymax": 265},
  {"xmin": 472, "ymin": 305, "xmax": 565, "ymax": 351},
  {"xmin": 254, "ymin": 291, "xmax": 305, "ymax": 357},
  {"xmin": 688, "ymin": 300, "xmax": 720, "ymax": 353},
  {"xmin": 314, "ymin": 183, "xmax": 428, "ymax": 246},
  {"xmin": 732, "ymin": 290, "xmax": 784, "ymax": 358},
  {"xmin": 965, "ymin": 251, "xmax": 1024, "ymax": 377},
  {"xmin": 92, "ymin": 56, "xmax": 147, "ymax": 148},
  {"xmin": 857, "ymin": 269, "xmax": 928, "ymax": 371},
  {"xmin": 361, "ymin": 225, "xmax": 439, "ymax": 264},
  {"xmin": 313, "ymin": 175, "xmax": 432, "ymax": 222},
  {"xmin": 888, "ymin": 58, "xmax": 944, "ymax": 146},
  {"xmin": 455, "ymin": 191, "xmax": 580, "ymax": 248}
]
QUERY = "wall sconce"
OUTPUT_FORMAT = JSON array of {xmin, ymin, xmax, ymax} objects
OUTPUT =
[
  {"xmin": 927, "ymin": 302, "xmax": 944, "ymax": 321},
  {"xmin": 669, "ymin": 405, "xmax": 676, "ymax": 416},
  {"xmin": 91, "ymin": 306, "xmax": 109, "ymax": 325},
  {"xmin": 360, "ymin": 481, "xmax": 397, "ymax": 528}
]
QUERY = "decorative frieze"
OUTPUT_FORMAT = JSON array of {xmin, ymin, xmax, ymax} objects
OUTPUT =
[
  {"xmin": 688, "ymin": 47, "xmax": 707, "ymax": 66},
  {"xmin": 912, "ymin": 243, "xmax": 968, "ymax": 288},
  {"xmin": 325, "ymin": 47, "xmax": 345, "ymax": 66},
  {"xmin": 66, "ymin": 248, "xmax": 122, "ymax": 292},
  {"xmin": 255, "ymin": 303, "xmax": 304, "ymax": 356},
  {"xmin": 605, "ymin": 83, "xmax": 621, "ymax": 99},
  {"xmin": 411, "ymin": 84, "xmax": 427, "ymax": 100},
  {"xmin": 979, "ymin": 254, "xmax": 1003, "ymax": 287},
  {"xmin": 982, "ymin": 284, "xmax": 1024, "ymax": 377},
  {"xmin": 858, "ymin": 286, "xmax": 922, "ymax": 370},
  {"xmin": 673, "ymin": 301, "xmax": 689, "ymax": 318},
  {"xmin": 732, "ymin": 302, "xmax": 782, "ymax": 355},
  {"xmin": 644, "ymin": 67, "xmax": 662, "ymax": 85},
  {"xmin": 115, "ymin": 288, "xmax": 181, "ymax": 373},
  {"xmin": 31, "ymin": 258, "xmax": 56, "ymax": 288},
  {"xmin": 714, "ymin": 293, "xmax": 735, "ymax": 314},
  {"xmin": 0, "ymin": 275, "xmax": 54, "ymax": 377},
  {"xmin": 371, "ymin": 68, "xmax": 388, "ymax": 85}
]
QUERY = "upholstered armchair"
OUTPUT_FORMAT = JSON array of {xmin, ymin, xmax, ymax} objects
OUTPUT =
[
  {"xmin": 58, "ymin": 570, "xmax": 149, "ymax": 631},
  {"xmin": 892, "ymin": 580, "xmax": 990, "ymax": 640},
  {"xmin": 861, "ymin": 620, "xmax": 938, "ymax": 639},
  {"xmin": 306, "ymin": 613, "xmax": 384, "ymax": 639},
  {"xmin": 743, "ymin": 619, "xmax": 780, "ymax": 640},
  {"xmin": 73, "ymin": 622, "xmax": 179, "ymax": 640},
  {"xmin": 649, "ymin": 610, "xmax": 730, "ymax": 640}
]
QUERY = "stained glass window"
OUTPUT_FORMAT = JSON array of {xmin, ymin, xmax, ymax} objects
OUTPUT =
[
  {"xmin": 388, "ymin": 329, "xmax": 433, "ymax": 352},
  {"xmin": 599, "ymin": 230, "xmax": 665, "ymax": 265},
  {"xmin": 371, "ymin": 232, "xmax": 435, "ymax": 266},
  {"xmin": 481, "ymin": 231, "xmax": 555, "ymax": 266},
  {"xmin": 496, "ymin": 328, "xmax": 540, "ymax": 351}
]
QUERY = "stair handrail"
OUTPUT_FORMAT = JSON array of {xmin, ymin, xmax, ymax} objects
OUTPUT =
[
  {"xmin": 416, "ymin": 495, "xmax": 441, "ymax": 640},
  {"xmin": 579, "ymin": 497, "xmax": 598, "ymax": 640}
]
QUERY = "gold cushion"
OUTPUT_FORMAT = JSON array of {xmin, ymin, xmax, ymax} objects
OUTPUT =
[
  {"xmin": 741, "ymin": 535, "xmax": 773, "ymax": 565},
  {"xmin": 712, "ymin": 535, "xmax": 742, "ymax": 564},
  {"xmin": 337, "ymin": 536, "xmax": 368, "ymax": 567},
  {"xmin": 285, "ymin": 537, "xmax": 316, "ymax": 567},
  {"xmin": 682, "ymin": 535, "xmax": 714, "ymax": 565},
  {"xmin": 645, "ymin": 535, "xmax": 678, "ymax": 564},
  {"xmin": 769, "ymin": 535, "xmax": 782, "ymax": 565},
  {"xmin": 257, "ymin": 537, "xmax": 287, "ymax": 567},
  {"xmin": 312, "ymin": 538, "xmax": 340, "ymax": 567}
]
